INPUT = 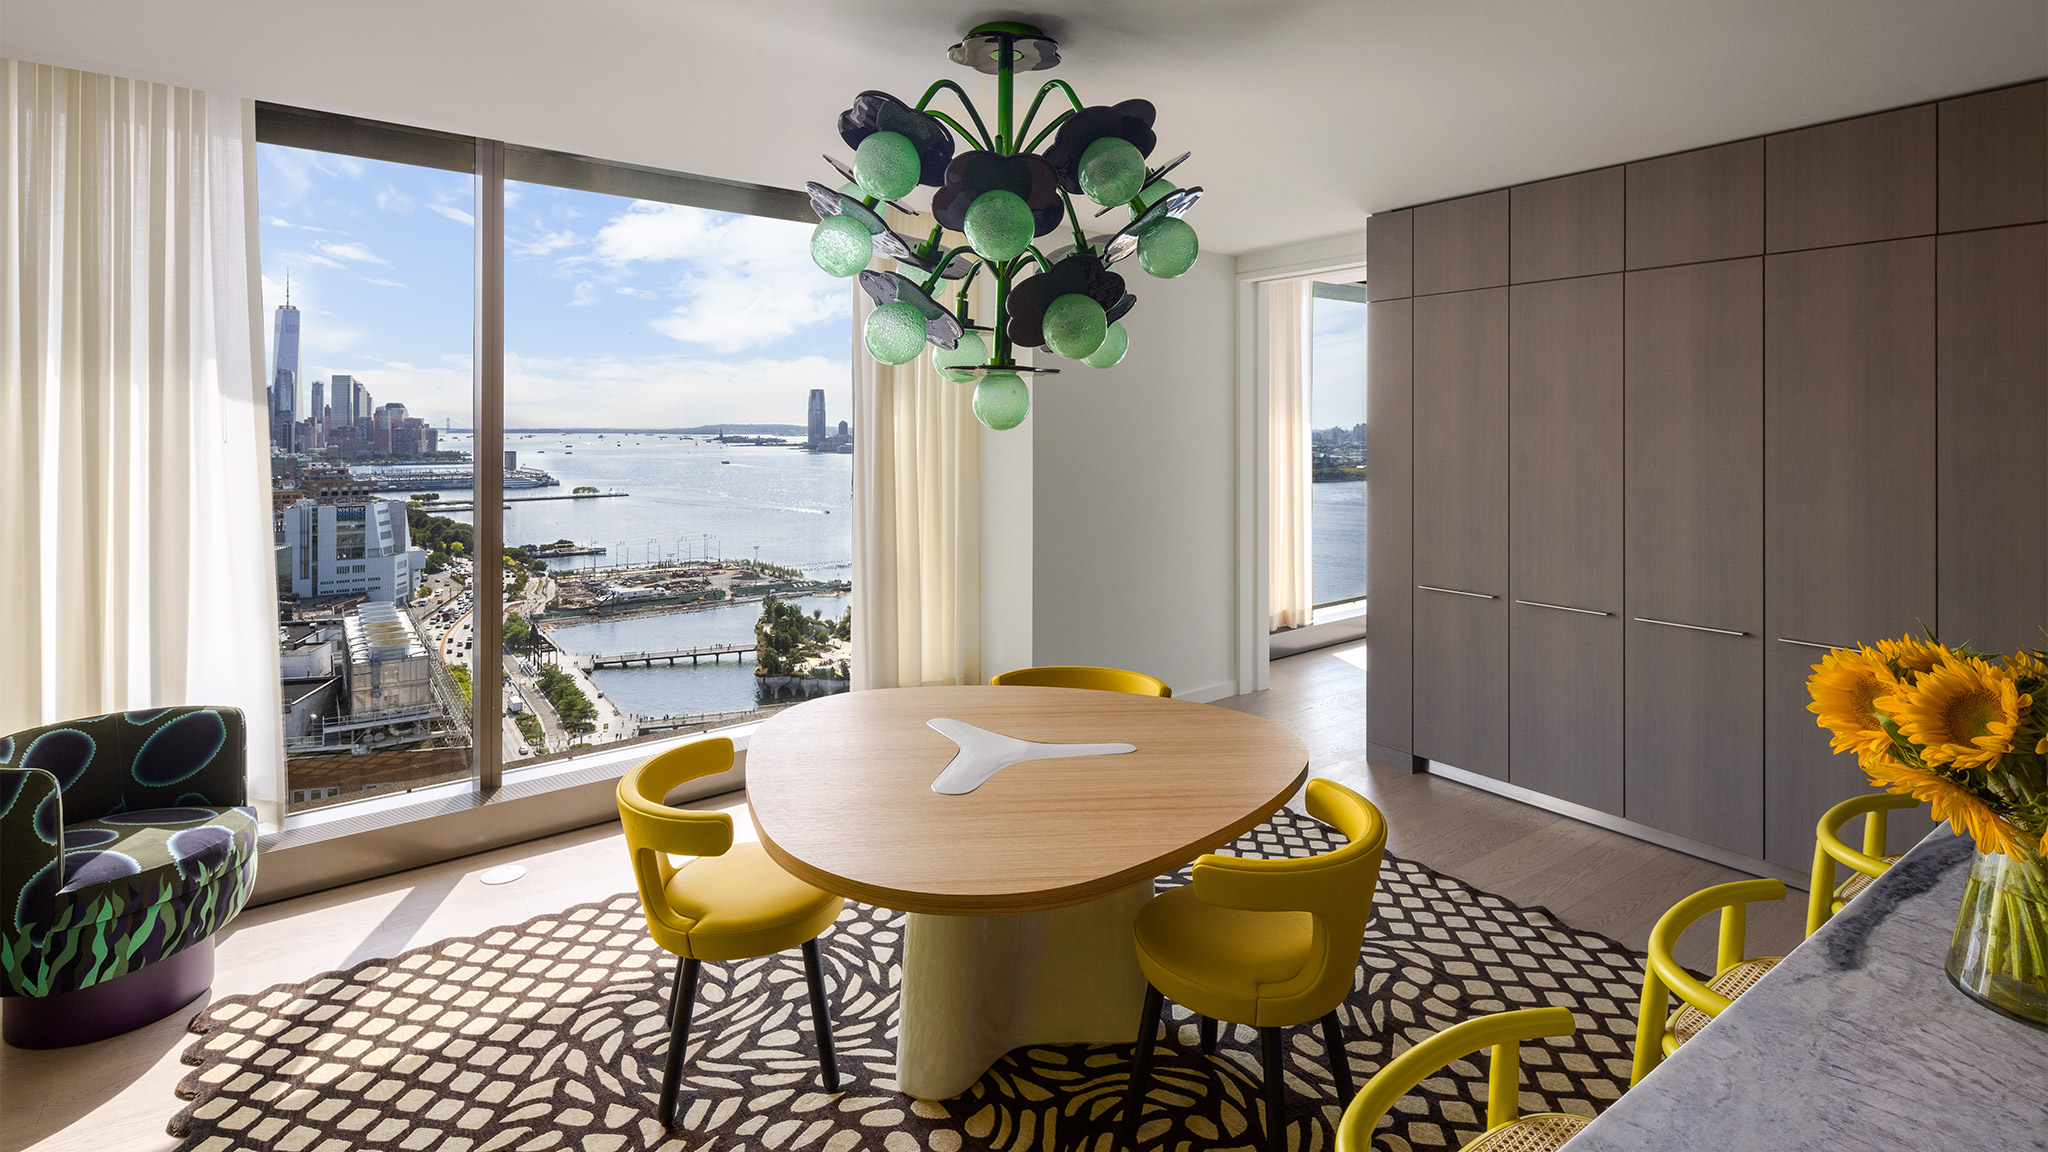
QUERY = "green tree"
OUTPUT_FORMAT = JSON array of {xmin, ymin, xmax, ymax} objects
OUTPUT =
[
  {"xmin": 503, "ymin": 614, "xmax": 534, "ymax": 650},
  {"xmin": 534, "ymin": 664, "xmax": 598, "ymax": 736},
  {"xmin": 446, "ymin": 664, "xmax": 473, "ymax": 710}
]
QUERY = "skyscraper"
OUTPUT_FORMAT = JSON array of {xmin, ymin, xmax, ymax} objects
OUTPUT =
[
  {"xmin": 270, "ymin": 300, "xmax": 302, "ymax": 451},
  {"xmin": 331, "ymin": 374, "xmax": 357, "ymax": 422},
  {"xmin": 807, "ymin": 389, "xmax": 827, "ymax": 449},
  {"xmin": 309, "ymin": 378, "xmax": 326, "ymax": 451}
]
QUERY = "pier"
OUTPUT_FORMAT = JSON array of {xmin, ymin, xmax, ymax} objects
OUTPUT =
[
  {"xmin": 577, "ymin": 643, "xmax": 755, "ymax": 670},
  {"xmin": 424, "ymin": 493, "xmax": 627, "ymax": 512}
]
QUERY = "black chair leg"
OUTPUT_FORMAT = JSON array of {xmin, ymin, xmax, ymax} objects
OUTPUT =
[
  {"xmin": 665, "ymin": 957, "xmax": 688, "ymax": 1026},
  {"xmin": 1318, "ymin": 1010, "xmax": 1353, "ymax": 1103},
  {"xmin": 1199, "ymin": 1015, "xmax": 1218, "ymax": 1054},
  {"xmin": 659, "ymin": 958, "xmax": 700, "ymax": 1127},
  {"xmin": 1120, "ymin": 984, "xmax": 1166, "ymax": 1150},
  {"xmin": 1261, "ymin": 1025, "xmax": 1287, "ymax": 1152},
  {"xmin": 801, "ymin": 939, "xmax": 840, "ymax": 1092}
]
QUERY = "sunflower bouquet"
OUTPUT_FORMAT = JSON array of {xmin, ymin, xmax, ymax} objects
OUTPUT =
[{"xmin": 1807, "ymin": 634, "xmax": 2048, "ymax": 1023}]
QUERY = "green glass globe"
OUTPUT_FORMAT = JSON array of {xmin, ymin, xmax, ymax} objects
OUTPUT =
[
  {"xmin": 963, "ymin": 190, "xmax": 1034, "ymax": 262},
  {"xmin": 1138, "ymin": 217, "xmax": 1199, "ymax": 279},
  {"xmin": 865, "ymin": 301, "xmax": 927, "ymax": 365},
  {"xmin": 1082, "ymin": 321, "xmax": 1129, "ymax": 368},
  {"xmin": 973, "ymin": 370, "xmax": 1031, "ymax": 431},
  {"xmin": 1078, "ymin": 137, "xmax": 1146, "ymax": 207},
  {"xmin": 933, "ymin": 330, "xmax": 989, "ymax": 382},
  {"xmin": 837, "ymin": 181, "xmax": 865, "ymax": 198},
  {"xmin": 1043, "ymin": 293, "xmax": 1108, "ymax": 360},
  {"xmin": 810, "ymin": 214, "xmax": 873, "ymax": 278},
  {"xmin": 853, "ymin": 131, "xmax": 920, "ymax": 201},
  {"xmin": 1137, "ymin": 180, "xmax": 1174, "ymax": 208}
]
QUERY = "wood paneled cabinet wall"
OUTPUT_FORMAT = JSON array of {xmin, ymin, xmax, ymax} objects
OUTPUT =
[{"xmin": 1365, "ymin": 80, "xmax": 2046, "ymax": 872}]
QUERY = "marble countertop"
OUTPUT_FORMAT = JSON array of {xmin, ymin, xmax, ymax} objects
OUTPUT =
[{"xmin": 1567, "ymin": 831, "xmax": 2048, "ymax": 1151}]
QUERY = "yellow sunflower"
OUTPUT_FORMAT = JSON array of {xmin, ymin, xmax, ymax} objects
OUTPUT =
[
  {"xmin": 2007, "ymin": 649, "xmax": 2048, "ymax": 683},
  {"xmin": 1873, "ymin": 636, "xmax": 1949, "ymax": 687},
  {"xmin": 1806, "ymin": 646, "xmax": 1896, "ymax": 757},
  {"xmin": 1877, "ymin": 655, "xmax": 2030, "ymax": 769},
  {"xmin": 1860, "ymin": 757, "xmax": 2030, "ymax": 857}
]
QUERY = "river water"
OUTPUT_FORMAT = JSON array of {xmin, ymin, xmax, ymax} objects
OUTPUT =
[{"xmin": 406, "ymin": 435, "xmax": 1364, "ymax": 715}]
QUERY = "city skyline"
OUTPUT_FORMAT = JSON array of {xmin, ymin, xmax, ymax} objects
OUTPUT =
[{"xmin": 258, "ymin": 143, "xmax": 852, "ymax": 431}]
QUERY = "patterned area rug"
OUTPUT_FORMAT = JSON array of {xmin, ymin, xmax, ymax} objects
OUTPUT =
[{"xmin": 169, "ymin": 811, "xmax": 1647, "ymax": 1152}]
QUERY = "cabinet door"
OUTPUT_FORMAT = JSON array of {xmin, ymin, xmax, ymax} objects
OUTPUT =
[
  {"xmin": 1763, "ymin": 239, "xmax": 1938, "ymax": 870},
  {"xmin": 1938, "ymin": 82, "xmax": 2047, "ymax": 233},
  {"xmin": 1511, "ymin": 168, "xmax": 1624, "ymax": 283},
  {"xmin": 1413, "ymin": 288, "xmax": 1508, "ymax": 779},
  {"xmin": 1624, "ymin": 260, "xmax": 1764, "ymax": 855},
  {"xmin": 1509, "ymin": 276, "xmax": 1623, "ymax": 810},
  {"xmin": 1766, "ymin": 105, "xmax": 1936, "ymax": 252},
  {"xmin": 1414, "ymin": 192, "xmax": 1509, "ymax": 296},
  {"xmin": 1939, "ymin": 225, "xmax": 2047, "ymax": 657},
  {"xmin": 1368, "ymin": 210, "xmax": 1415, "ymax": 301},
  {"xmin": 1367, "ymin": 298, "xmax": 1415, "ymax": 756},
  {"xmin": 1626, "ymin": 139, "xmax": 1764, "ymax": 270}
]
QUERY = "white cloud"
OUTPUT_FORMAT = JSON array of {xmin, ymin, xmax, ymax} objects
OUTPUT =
[
  {"xmin": 510, "ymin": 227, "xmax": 583, "ymax": 258},
  {"xmin": 314, "ymin": 241, "xmax": 388, "ymax": 265},
  {"xmin": 591, "ymin": 201, "xmax": 846, "ymax": 355},
  {"xmin": 294, "ymin": 252, "xmax": 346, "ymax": 270},
  {"xmin": 427, "ymin": 203, "xmax": 475, "ymax": 227},
  {"xmin": 569, "ymin": 281, "xmax": 599, "ymax": 307},
  {"xmin": 264, "ymin": 215, "xmax": 347, "ymax": 234},
  {"xmin": 615, "ymin": 286, "xmax": 657, "ymax": 299},
  {"xmin": 362, "ymin": 277, "xmax": 407, "ymax": 288}
]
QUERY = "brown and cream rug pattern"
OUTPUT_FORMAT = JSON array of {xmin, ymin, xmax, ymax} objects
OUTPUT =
[{"xmin": 170, "ymin": 810, "xmax": 1647, "ymax": 1151}]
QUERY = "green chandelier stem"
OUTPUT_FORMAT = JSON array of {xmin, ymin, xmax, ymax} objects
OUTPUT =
[
  {"xmin": 1021, "ymin": 111, "xmax": 1074, "ymax": 156},
  {"xmin": 954, "ymin": 261, "xmax": 981, "ymax": 323},
  {"xmin": 995, "ymin": 37, "xmax": 1015, "ymax": 153},
  {"xmin": 912, "ymin": 79, "xmax": 995, "ymax": 151},
  {"xmin": 1015, "ymin": 79, "xmax": 1085, "ymax": 149},
  {"xmin": 923, "ymin": 110, "xmax": 986, "ymax": 153},
  {"xmin": 1057, "ymin": 187, "xmax": 1089, "ymax": 253},
  {"xmin": 992, "ymin": 265, "xmax": 1012, "ymax": 363}
]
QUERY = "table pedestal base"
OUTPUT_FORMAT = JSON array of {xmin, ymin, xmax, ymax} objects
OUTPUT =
[{"xmin": 897, "ymin": 882, "xmax": 1152, "ymax": 1099}]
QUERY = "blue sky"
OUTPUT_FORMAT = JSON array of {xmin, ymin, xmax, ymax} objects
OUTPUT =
[
  {"xmin": 1311, "ymin": 291, "xmax": 1367, "ymax": 430},
  {"xmin": 257, "ymin": 144, "xmax": 852, "ymax": 429}
]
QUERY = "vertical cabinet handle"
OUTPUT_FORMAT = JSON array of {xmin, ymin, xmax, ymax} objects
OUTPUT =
[{"xmin": 1633, "ymin": 617, "xmax": 1748, "ymax": 637}]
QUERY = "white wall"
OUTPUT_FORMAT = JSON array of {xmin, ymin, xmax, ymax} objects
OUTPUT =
[{"xmin": 1031, "ymin": 256, "xmax": 1241, "ymax": 702}]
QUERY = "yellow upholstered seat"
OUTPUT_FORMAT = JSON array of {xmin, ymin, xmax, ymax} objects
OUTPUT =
[
  {"xmin": 1335, "ymin": 1007, "xmax": 1586, "ymax": 1152},
  {"xmin": 1806, "ymin": 793, "xmax": 1918, "ymax": 936},
  {"xmin": 1122, "ymin": 778, "xmax": 1387, "ymax": 1152},
  {"xmin": 1630, "ymin": 878, "xmax": 1787, "ymax": 1084},
  {"xmin": 661, "ymin": 844, "xmax": 843, "ymax": 962},
  {"xmin": 618, "ymin": 738, "xmax": 844, "ymax": 1124},
  {"xmin": 990, "ymin": 664, "xmax": 1173, "ymax": 696}
]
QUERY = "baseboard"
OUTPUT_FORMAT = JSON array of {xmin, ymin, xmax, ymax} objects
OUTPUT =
[
  {"xmin": 1422, "ymin": 760, "xmax": 1810, "ymax": 890},
  {"xmin": 1178, "ymin": 681, "xmax": 1239, "ymax": 704}
]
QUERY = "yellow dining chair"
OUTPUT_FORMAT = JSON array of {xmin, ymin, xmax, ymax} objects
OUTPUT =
[
  {"xmin": 617, "ymin": 737, "xmax": 844, "ymax": 1126},
  {"xmin": 1806, "ymin": 793, "xmax": 1918, "ymax": 936},
  {"xmin": 1335, "ymin": 1007, "xmax": 1586, "ymax": 1152},
  {"xmin": 1121, "ymin": 778, "xmax": 1388, "ymax": 1152},
  {"xmin": 1629, "ymin": 877, "xmax": 1786, "ymax": 1084},
  {"xmin": 990, "ymin": 664, "xmax": 1173, "ymax": 697}
]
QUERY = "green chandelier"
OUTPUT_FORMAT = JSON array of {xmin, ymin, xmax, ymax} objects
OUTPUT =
[{"xmin": 807, "ymin": 21, "xmax": 1202, "ymax": 430}]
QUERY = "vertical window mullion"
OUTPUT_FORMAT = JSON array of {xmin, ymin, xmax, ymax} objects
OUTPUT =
[{"xmin": 473, "ymin": 138, "xmax": 506, "ymax": 791}]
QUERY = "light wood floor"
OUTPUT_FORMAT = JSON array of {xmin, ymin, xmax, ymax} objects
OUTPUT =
[{"xmin": 0, "ymin": 638, "xmax": 1804, "ymax": 1152}]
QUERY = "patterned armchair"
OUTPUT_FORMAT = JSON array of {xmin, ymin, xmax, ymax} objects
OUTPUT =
[{"xmin": 0, "ymin": 707, "xmax": 258, "ymax": 1047}]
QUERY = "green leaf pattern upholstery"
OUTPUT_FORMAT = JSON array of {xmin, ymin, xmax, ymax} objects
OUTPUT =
[{"xmin": 0, "ymin": 708, "xmax": 256, "ymax": 998}]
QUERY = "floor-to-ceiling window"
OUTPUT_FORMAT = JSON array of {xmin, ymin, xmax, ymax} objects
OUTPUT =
[
  {"xmin": 256, "ymin": 107, "xmax": 851, "ymax": 814},
  {"xmin": 1310, "ymin": 281, "xmax": 1368, "ymax": 610}
]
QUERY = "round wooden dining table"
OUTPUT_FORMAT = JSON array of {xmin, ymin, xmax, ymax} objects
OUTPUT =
[{"xmin": 746, "ymin": 685, "xmax": 1310, "ymax": 1100}]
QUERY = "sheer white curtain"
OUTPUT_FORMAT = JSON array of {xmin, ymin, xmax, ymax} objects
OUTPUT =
[
  {"xmin": 1268, "ymin": 279, "xmax": 1314, "ymax": 630},
  {"xmin": 2, "ymin": 61, "xmax": 282, "ymax": 822},
  {"xmin": 850, "ymin": 210, "xmax": 983, "ymax": 689}
]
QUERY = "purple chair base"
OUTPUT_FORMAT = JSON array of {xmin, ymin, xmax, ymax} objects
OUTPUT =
[{"xmin": 2, "ymin": 936, "xmax": 215, "ymax": 1049}]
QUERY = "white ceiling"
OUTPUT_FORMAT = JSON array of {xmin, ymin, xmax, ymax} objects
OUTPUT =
[{"xmin": 5, "ymin": 1, "xmax": 2043, "ymax": 254}]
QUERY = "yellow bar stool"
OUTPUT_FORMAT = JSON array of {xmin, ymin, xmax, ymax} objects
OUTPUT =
[
  {"xmin": 990, "ymin": 664, "xmax": 1173, "ymax": 696},
  {"xmin": 616, "ymin": 738, "xmax": 844, "ymax": 1126},
  {"xmin": 1629, "ymin": 878, "xmax": 1787, "ymax": 1085},
  {"xmin": 1806, "ymin": 793, "xmax": 1918, "ymax": 936},
  {"xmin": 1121, "ymin": 778, "xmax": 1387, "ymax": 1152},
  {"xmin": 1335, "ymin": 1007, "xmax": 1586, "ymax": 1152}
]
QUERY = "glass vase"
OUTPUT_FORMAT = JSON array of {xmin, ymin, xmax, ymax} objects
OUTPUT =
[{"xmin": 1945, "ymin": 841, "xmax": 2048, "ymax": 1029}]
